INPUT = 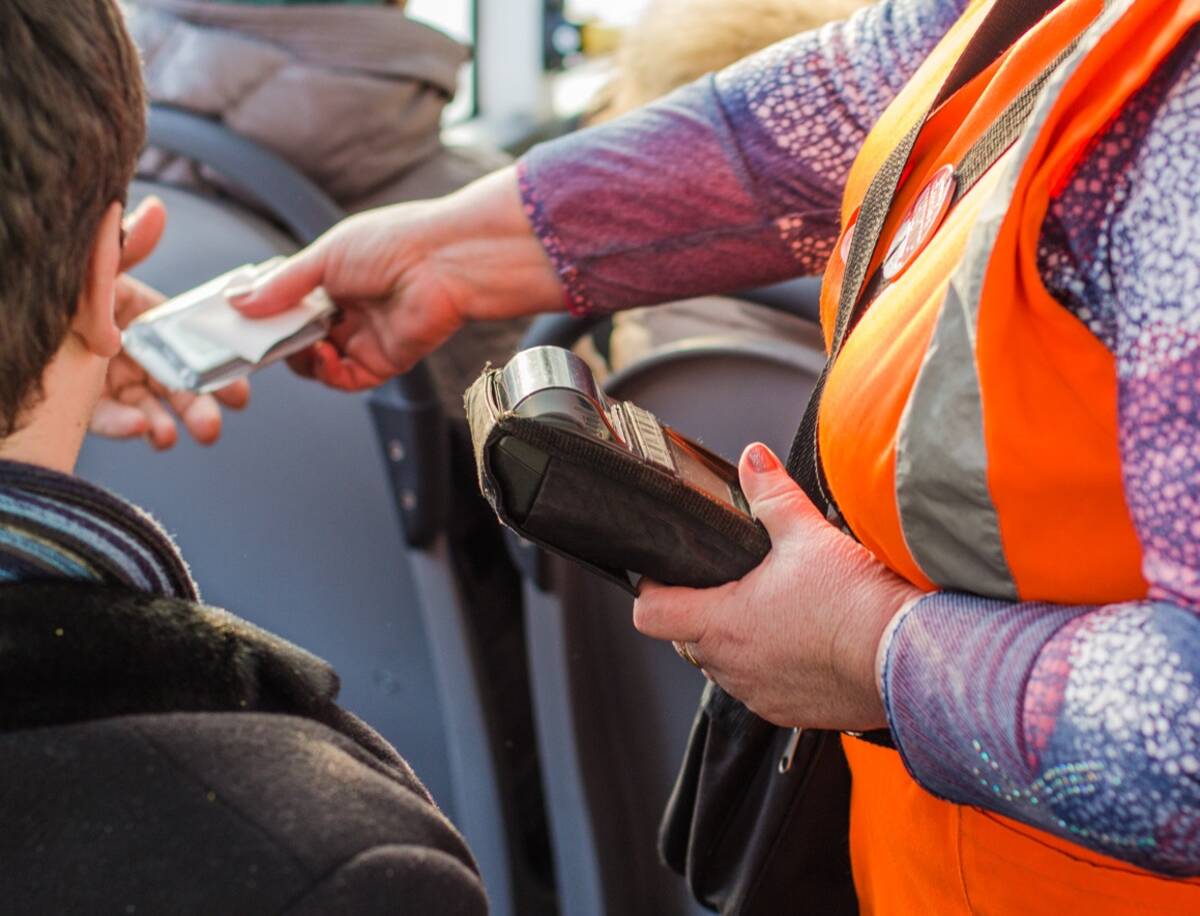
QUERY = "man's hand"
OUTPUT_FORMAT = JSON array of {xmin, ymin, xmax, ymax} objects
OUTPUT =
[
  {"xmin": 226, "ymin": 166, "xmax": 566, "ymax": 391},
  {"xmin": 90, "ymin": 197, "xmax": 250, "ymax": 449},
  {"xmin": 632, "ymin": 443, "xmax": 924, "ymax": 732}
]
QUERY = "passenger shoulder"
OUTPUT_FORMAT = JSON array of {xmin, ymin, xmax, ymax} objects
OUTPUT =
[
  {"xmin": 129, "ymin": 712, "xmax": 469, "ymax": 861},
  {"xmin": 0, "ymin": 712, "xmax": 479, "ymax": 915},
  {"xmin": 284, "ymin": 845, "xmax": 488, "ymax": 916}
]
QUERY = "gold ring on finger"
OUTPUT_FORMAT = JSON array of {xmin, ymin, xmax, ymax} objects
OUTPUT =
[{"xmin": 673, "ymin": 640, "xmax": 703, "ymax": 670}]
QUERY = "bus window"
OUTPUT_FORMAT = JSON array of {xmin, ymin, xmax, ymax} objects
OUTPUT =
[{"xmin": 407, "ymin": 0, "xmax": 478, "ymax": 123}]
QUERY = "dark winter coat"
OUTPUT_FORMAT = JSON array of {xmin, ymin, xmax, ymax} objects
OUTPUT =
[{"xmin": 0, "ymin": 581, "xmax": 488, "ymax": 915}]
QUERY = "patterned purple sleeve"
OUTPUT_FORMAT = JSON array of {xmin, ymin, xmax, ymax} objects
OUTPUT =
[
  {"xmin": 518, "ymin": 0, "xmax": 969, "ymax": 314},
  {"xmin": 881, "ymin": 30, "xmax": 1200, "ymax": 875}
]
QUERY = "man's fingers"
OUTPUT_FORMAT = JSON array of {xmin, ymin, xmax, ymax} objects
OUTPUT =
[
  {"xmin": 106, "ymin": 353, "xmax": 149, "ymax": 393},
  {"xmin": 738, "ymin": 443, "xmax": 822, "ymax": 541},
  {"xmin": 166, "ymin": 391, "xmax": 222, "ymax": 446},
  {"xmin": 120, "ymin": 196, "xmax": 167, "ymax": 272},
  {"xmin": 212, "ymin": 378, "xmax": 251, "ymax": 411},
  {"xmin": 89, "ymin": 401, "xmax": 150, "ymax": 440},
  {"xmin": 227, "ymin": 250, "xmax": 325, "ymax": 318},
  {"xmin": 114, "ymin": 274, "xmax": 167, "ymax": 325},
  {"xmin": 129, "ymin": 393, "xmax": 179, "ymax": 450},
  {"xmin": 632, "ymin": 580, "xmax": 713, "ymax": 644}
]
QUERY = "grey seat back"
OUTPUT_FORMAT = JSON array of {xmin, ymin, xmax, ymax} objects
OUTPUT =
[
  {"xmin": 522, "ymin": 321, "xmax": 825, "ymax": 916},
  {"xmin": 77, "ymin": 108, "xmax": 456, "ymax": 814},
  {"xmin": 125, "ymin": 181, "xmax": 297, "ymax": 286}
]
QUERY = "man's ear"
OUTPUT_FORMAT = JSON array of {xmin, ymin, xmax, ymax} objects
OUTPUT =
[{"xmin": 72, "ymin": 201, "xmax": 125, "ymax": 360}]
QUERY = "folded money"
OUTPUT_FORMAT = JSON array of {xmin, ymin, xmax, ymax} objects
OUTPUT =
[{"xmin": 123, "ymin": 259, "xmax": 335, "ymax": 393}]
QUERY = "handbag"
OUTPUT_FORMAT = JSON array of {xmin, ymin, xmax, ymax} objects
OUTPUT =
[
  {"xmin": 657, "ymin": 0, "xmax": 1068, "ymax": 911},
  {"xmin": 660, "ymin": 684, "xmax": 857, "ymax": 914}
]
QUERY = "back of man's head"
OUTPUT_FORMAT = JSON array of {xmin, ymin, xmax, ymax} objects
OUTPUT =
[{"xmin": 0, "ymin": 1, "xmax": 146, "ymax": 437}]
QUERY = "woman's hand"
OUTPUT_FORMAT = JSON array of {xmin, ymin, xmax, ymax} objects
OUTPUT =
[
  {"xmin": 633, "ymin": 443, "xmax": 923, "ymax": 732},
  {"xmin": 90, "ymin": 197, "xmax": 250, "ymax": 449},
  {"xmin": 226, "ymin": 166, "xmax": 567, "ymax": 391}
]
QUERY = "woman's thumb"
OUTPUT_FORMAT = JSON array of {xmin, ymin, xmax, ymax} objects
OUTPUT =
[
  {"xmin": 738, "ymin": 443, "xmax": 820, "ymax": 540},
  {"xmin": 226, "ymin": 252, "xmax": 324, "ymax": 319}
]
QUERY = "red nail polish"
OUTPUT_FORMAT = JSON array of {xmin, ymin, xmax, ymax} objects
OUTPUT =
[{"xmin": 747, "ymin": 444, "xmax": 778, "ymax": 473}]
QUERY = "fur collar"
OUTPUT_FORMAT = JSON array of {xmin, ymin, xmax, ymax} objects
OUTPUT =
[{"xmin": 0, "ymin": 581, "xmax": 339, "ymax": 733}]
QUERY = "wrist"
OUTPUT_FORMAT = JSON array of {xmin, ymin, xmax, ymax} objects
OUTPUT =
[
  {"xmin": 830, "ymin": 579, "xmax": 921, "ymax": 731},
  {"xmin": 875, "ymin": 592, "xmax": 925, "ymax": 707},
  {"xmin": 432, "ymin": 165, "xmax": 567, "ymax": 323},
  {"xmin": 439, "ymin": 165, "xmax": 531, "ymax": 240}
]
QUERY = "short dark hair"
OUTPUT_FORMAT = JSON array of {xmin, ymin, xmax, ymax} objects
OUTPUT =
[{"xmin": 0, "ymin": 1, "xmax": 146, "ymax": 436}]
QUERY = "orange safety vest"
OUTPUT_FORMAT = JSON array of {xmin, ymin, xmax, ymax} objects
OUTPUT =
[{"xmin": 816, "ymin": 0, "xmax": 1200, "ymax": 911}]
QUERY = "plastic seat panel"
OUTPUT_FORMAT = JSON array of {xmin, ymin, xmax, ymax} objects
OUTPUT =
[{"xmin": 527, "ymin": 330, "xmax": 824, "ymax": 916}]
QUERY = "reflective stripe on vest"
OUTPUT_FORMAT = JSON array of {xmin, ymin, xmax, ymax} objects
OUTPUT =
[
  {"xmin": 814, "ymin": 0, "xmax": 1200, "ymax": 910},
  {"xmin": 896, "ymin": 0, "xmax": 1131, "ymax": 600},
  {"xmin": 818, "ymin": 0, "xmax": 1169, "ymax": 604}
]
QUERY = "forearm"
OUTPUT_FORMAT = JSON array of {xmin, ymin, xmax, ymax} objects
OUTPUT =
[
  {"xmin": 518, "ymin": 80, "xmax": 814, "ymax": 315},
  {"xmin": 881, "ymin": 592, "xmax": 1200, "ymax": 874},
  {"xmin": 519, "ymin": 0, "xmax": 969, "ymax": 314},
  {"xmin": 422, "ymin": 165, "xmax": 568, "ymax": 323}
]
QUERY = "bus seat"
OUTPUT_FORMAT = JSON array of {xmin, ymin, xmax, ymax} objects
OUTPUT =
[
  {"xmin": 126, "ymin": 179, "xmax": 296, "ymax": 288},
  {"xmin": 76, "ymin": 106, "xmax": 457, "ymax": 822},
  {"xmin": 369, "ymin": 358, "xmax": 558, "ymax": 916},
  {"xmin": 130, "ymin": 106, "xmax": 555, "ymax": 916},
  {"xmin": 514, "ymin": 293, "xmax": 825, "ymax": 916}
]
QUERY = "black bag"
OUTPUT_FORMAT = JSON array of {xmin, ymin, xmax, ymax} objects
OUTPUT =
[
  {"xmin": 660, "ymin": 684, "xmax": 857, "ymax": 915},
  {"xmin": 657, "ymin": 0, "xmax": 1068, "ymax": 911}
]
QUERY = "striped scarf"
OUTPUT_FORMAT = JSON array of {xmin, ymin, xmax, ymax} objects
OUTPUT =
[{"xmin": 0, "ymin": 460, "xmax": 198, "ymax": 601}]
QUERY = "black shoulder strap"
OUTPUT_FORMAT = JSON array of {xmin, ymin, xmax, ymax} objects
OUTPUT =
[{"xmin": 786, "ymin": 0, "xmax": 1069, "ymax": 522}]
